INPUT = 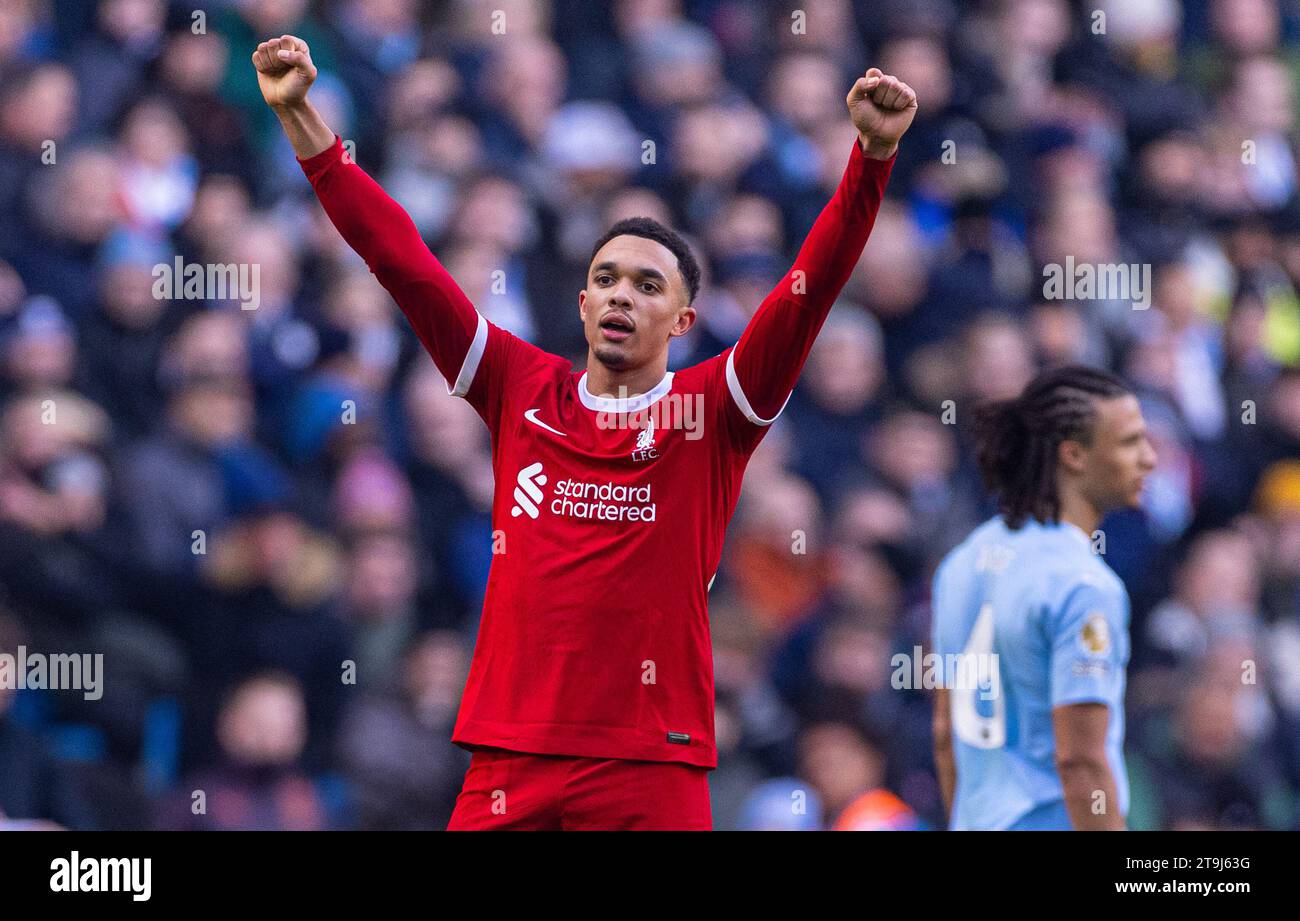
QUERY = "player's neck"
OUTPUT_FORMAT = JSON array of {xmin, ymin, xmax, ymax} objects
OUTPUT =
[
  {"xmin": 1057, "ymin": 489, "xmax": 1102, "ymax": 538},
  {"xmin": 583, "ymin": 355, "xmax": 669, "ymax": 402}
]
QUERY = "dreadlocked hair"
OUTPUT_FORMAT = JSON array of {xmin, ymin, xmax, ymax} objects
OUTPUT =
[{"xmin": 970, "ymin": 365, "xmax": 1130, "ymax": 529}]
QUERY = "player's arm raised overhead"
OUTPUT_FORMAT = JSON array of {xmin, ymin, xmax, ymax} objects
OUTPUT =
[
  {"xmin": 252, "ymin": 35, "xmax": 484, "ymax": 398},
  {"xmin": 725, "ymin": 69, "xmax": 916, "ymax": 425}
]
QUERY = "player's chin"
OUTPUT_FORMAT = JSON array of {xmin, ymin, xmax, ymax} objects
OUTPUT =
[{"xmin": 592, "ymin": 342, "xmax": 631, "ymax": 368}]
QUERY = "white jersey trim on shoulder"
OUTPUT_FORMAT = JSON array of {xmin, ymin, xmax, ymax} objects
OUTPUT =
[
  {"xmin": 725, "ymin": 348, "xmax": 791, "ymax": 426},
  {"xmin": 578, "ymin": 369, "xmax": 675, "ymax": 414},
  {"xmin": 448, "ymin": 312, "xmax": 489, "ymax": 398}
]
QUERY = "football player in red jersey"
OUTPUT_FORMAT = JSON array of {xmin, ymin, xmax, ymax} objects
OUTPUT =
[{"xmin": 254, "ymin": 33, "xmax": 916, "ymax": 830}]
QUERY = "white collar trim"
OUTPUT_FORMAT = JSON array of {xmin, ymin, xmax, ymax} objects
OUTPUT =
[{"xmin": 578, "ymin": 370, "xmax": 675, "ymax": 414}]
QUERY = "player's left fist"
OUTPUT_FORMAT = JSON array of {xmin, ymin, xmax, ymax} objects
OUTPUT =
[{"xmin": 847, "ymin": 69, "xmax": 917, "ymax": 159}]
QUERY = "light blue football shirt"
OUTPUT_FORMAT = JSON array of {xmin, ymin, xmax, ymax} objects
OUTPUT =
[{"xmin": 930, "ymin": 516, "xmax": 1130, "ymax": 830}]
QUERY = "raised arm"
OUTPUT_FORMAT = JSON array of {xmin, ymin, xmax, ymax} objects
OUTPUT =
[
  {"xmin": 252, "ymin": 35, "xmax": 483, "ymax": 396},
  {"xmin": 726, "ymin": 69, "xmax": 916, "ymax": 425}
]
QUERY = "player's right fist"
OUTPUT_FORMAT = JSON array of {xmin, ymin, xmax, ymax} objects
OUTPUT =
[{"xmin": 251, "ymin": 34, "xmax": 317, "ymax": 110}]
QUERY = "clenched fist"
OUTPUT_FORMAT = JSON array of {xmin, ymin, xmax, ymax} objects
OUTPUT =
[
  {"xmin": 846, "ymin": 69, "xmax": 918, "ymax": 159},
  {"xmin": 252, "ymin": 34, "xmax": 318, "ymax": 110}
]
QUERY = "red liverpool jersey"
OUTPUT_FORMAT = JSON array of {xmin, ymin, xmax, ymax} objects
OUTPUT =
[{"xmin": 299, "ymin": 133, "xmax": 893, "ymax": 768}]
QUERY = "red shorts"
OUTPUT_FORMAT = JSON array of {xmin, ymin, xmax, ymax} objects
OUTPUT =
[{"xmin": 446, "ymin": 747, "xmax": 712, "ymax": 831}]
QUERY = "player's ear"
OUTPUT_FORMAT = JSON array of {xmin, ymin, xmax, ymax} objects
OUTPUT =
[
  {"xmin": 1057, "ymin": 439, "xmax": 1087, "ymax": 475},
  {"xmin": 670, "ymin": 305, "xmax": 697, "ymax": 338},
  {"xmin": 578, "ymin": 288, "xmax": 587, "ymax": 322}
]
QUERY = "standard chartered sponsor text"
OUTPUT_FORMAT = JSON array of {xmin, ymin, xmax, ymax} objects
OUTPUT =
[{"xmin": 551, "ymin": 479, "xmax": 656, "ymax": 521}]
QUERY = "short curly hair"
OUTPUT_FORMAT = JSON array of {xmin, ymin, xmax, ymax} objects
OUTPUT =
[{"xmin": 589, "ymin": 216, "xmax": 701, "ymax": 305}]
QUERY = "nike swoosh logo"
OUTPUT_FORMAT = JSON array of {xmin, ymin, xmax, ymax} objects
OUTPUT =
[{"xmin": 524, "ymin": 408, "xmax": 567, "ymax": 437}]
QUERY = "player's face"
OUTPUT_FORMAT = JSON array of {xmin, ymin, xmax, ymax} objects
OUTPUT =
[
  {"xmin": 1078, "ymin": 395, "xmax": 1157, "ymax": 512},
  {"xmin": 579, "ymin": 235, "xmax": 695, "ymax": 372}
]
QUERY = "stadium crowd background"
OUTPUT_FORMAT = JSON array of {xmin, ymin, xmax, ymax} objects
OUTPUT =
[{"xmin": 1, "ymin": 0, "xmax": 1299, "ymax": 831}]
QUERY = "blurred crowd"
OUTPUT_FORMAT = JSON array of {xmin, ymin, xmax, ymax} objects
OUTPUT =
[{"xmin": 1, "ymin": 0, "xmax": 1299, "ymax": 831}]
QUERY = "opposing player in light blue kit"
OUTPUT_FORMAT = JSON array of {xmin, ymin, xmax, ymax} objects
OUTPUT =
[{"xmin": 931, "ymin": 366, "xmax": 1156, "ymax": 830}]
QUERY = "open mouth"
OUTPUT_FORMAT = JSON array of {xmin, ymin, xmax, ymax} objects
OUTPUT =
[{"xmin": 599, "ymin": 313, "xmax": 635, "ymax": 342}]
